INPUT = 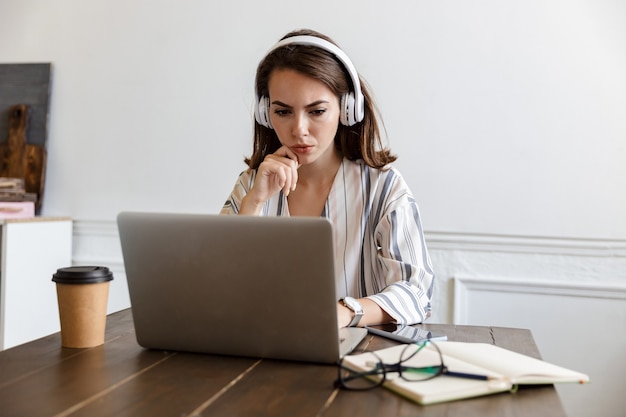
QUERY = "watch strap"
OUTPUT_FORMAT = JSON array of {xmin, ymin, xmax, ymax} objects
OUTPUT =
[{"xmin": 342, "ymin": 297, "xmax": 364, "ymax": 327}]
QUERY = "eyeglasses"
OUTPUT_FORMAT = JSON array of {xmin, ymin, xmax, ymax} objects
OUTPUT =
[{"xmin": 336, "ymin": 341, "xmax": 492, "ymax": 391}]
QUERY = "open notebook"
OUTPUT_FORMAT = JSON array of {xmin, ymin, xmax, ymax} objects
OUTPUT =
[
  {"xmin": 341, "ymin": 341, "xmax": 590, "ymax": 405},
  {"xmin": 117, "ymin": 211, "xmax": 367, "ymax": 364}
]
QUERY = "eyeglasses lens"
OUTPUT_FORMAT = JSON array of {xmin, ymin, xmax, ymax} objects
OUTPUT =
[
  {"xmin": 338, "ymin": 351, "xmax": 384, "ymax": 390},
  {"xmin": 398, "ymin": 342, "xmax": 444, "ymax": 382}
]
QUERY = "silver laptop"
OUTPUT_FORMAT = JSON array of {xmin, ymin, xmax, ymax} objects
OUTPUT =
[{"xmin": 117, "ymin": 211, "xmax": 367, "ymax": 364}]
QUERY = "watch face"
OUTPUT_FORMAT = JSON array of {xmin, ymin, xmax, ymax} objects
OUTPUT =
[{"xmin": 344, "ymin": 297, "xmax": 362, "ymax": 314}]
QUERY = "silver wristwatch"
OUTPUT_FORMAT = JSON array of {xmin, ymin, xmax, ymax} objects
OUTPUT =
[{"xmin": 341, "ymin": 296, "xmax": 364, "ymax": 327}]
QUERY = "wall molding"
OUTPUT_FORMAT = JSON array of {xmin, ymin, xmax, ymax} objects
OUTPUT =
[
  {"xmin": 72, "ymin": 219, "xmax": 124, "ymax": 270},
  {"xmin": 71, "ymin": 220, "xmax": 626, "ymax": 265},
  {"xmin": 453, "ymin": 275, "xmax": 626, "ymax": 325},
  {"xmin": 426, "ymin": 231, "xmax": 626, "ymax": 257},
  {"xmin": 73, "ymin": 219, "xmax": 120, "ymax": 237}
]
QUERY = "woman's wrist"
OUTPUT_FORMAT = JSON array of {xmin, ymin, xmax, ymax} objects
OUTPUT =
[
  {"xmin": 239, "ymin": 194, "xmax": 265, "ymax": 215},
  {"xmin": 337, "ymin": 302, "xmax": 353, "ymax": 328}
]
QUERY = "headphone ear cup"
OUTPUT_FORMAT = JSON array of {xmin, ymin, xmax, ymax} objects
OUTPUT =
[
  {"xmin": 255, "ymin": 96, "xmax": 273, "ymax": 129},
  {"xmin": 340, "ymin": 92, "xmax": 356, "ymax": 126}
]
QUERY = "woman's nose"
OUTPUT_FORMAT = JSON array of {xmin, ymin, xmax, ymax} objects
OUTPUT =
[{"xmin": 292, "ymin": 113, "xmax": 308, "ymax": 137}]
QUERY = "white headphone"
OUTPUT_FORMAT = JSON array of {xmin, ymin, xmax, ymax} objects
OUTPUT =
[{"xmin": 254, "ymin": 35, "xmax": 365, "ymax": 129}]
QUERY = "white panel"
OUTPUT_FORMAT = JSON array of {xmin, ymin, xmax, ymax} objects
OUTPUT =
[
  {"xmin": 1, "ymin": 220, "xmax": 73, "ymax": 349},
  {"xmin": 454, "ymin": 276, "xmax": 626, "ymax": 417}
]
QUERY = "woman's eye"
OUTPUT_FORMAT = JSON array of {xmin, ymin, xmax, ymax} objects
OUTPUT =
[
  {"xmin": 273, "ymin": 109, "xmax": 290, "ymax": 116},
  {"xmin": 310, "ymin": 109, "xmax": 326, "ymax": 116}
]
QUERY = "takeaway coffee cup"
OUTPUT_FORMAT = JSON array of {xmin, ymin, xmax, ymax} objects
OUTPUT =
[{"xmin": 52, "ymin": 266, "xmax": 114, "ymax": 348}]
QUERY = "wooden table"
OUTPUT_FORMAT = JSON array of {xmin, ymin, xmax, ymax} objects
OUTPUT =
[{"xmin": 0, "ymin": 309, "xmax": 566, "ymax": 417}]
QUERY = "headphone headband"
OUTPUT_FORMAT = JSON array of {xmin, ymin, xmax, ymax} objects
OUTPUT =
[{"xmin": 255, "ymin": 35, "xmax": 365, "ymax": 128}]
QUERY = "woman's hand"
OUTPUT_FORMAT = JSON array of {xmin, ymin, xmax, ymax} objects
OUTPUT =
[{"xmin": 239, "ymin": 146, "xmax": 300, "ymax": 215}]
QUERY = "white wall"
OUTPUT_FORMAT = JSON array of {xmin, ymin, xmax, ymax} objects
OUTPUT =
[
  {"xmin": 1, "ymin": 1, "xmax": 625, "ymax": 417},
  {"xmin": 1, "ymin": 0, "xmax": 625, "ymax": 239}
]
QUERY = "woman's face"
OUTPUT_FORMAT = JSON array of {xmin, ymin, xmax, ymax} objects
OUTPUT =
[{"xmin": 267, "ymin": 69, "xmax": 341, "ymax": 166}]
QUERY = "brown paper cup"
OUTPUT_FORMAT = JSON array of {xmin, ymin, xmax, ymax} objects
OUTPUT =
[{"xmin": 52, "ymin": 266, "xmax": 114, "ymax": 348}]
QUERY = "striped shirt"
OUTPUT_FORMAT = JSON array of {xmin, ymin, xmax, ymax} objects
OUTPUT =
[{"xmin": 220, "ymin": 158, "xmax": 434, "ymax": 324}]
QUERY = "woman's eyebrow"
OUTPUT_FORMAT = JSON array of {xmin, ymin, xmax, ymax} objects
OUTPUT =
[
  {"xmin": 271, "ymin": 100, "xmax": 330, "ymax": 109},
  {"xmin": 271, "ymin": 100, "xmax": 291, "ymax": 108}
]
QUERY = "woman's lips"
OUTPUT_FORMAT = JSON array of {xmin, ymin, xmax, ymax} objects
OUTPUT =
[{"xmin": 292, "ymin": 145, "xmax": 313, "ymax": 154}]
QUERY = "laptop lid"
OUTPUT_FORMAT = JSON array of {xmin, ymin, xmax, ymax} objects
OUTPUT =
[{"xmin": 117, "ymin": 212, "xmax": 366, "ymax": 364}]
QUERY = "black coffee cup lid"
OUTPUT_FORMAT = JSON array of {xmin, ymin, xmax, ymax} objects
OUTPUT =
[{"xmin": 52, "ymin": 266, "xmax": 114, "ymax": 284}]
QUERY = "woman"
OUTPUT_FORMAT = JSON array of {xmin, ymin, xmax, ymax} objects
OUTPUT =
[{"xmin": 221, "ymin": 29, "xmax": 435, "ymax": 328}]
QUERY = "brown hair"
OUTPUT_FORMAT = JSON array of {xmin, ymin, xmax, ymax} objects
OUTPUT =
[{"xmin": 245, "ymin": 29, "xmax": 396, "ymax": 169}]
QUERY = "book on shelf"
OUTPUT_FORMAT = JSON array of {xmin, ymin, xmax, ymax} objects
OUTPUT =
[
  {"xmin": 341, "ymin": 341, "xmax": 590, "ymax": 405},
  {"xmin": 0, "ymin": 201, "xmax": 35, "ymax": 219},
  {"xmin": 0, "ymin": 177, "xmax": 35, "ymax": 218},
  {"xmin": 0, "ymin": 177, "xmax": 24, "ymax": 191}
]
